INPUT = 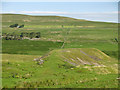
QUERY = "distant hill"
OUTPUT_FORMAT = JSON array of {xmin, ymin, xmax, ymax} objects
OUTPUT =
[{"xmin": 2, "ymin": 14, "xmax": 117, "ymax": 27}]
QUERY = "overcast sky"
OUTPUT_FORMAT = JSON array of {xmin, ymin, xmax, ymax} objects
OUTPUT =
[{"xmin": 2, "ymin": 1, "xmax": 119, "ymax": 23}]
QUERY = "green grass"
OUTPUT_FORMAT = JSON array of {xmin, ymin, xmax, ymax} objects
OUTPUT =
[
  {"xmin": 2, "ymin": 14, "xmax": 118, "ymax": 58},
  {"xmin": 2, "ymin": 39, "xmax": 63, "ymax": 55},
  {"xmin": 2, "ymin": 48, "xmax": 118, "ymax": 88},
  {"xmin": 2, "ymin": 14, "xmax": 118, "ymax": 88}
]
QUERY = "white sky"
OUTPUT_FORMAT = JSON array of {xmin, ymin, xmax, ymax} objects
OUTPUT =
[{"xmin": 1, "ymin": 1, "xmax": 119, "ymax": 23}]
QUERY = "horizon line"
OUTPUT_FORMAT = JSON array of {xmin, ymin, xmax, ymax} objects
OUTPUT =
[{"xmin": 1, "ymin": 13, "xmax": 118, "ymax": 23}]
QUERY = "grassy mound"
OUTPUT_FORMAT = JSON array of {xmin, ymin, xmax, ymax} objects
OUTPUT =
[
  {"xmin": 2, "ymin": 48, "xmax": 118, "ymax": 88},
  {"xmin": 42, "ymin": 48, "xmax": 117, "ymax": 73}
]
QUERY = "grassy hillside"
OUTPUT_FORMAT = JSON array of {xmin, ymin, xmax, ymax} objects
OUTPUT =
[
  {"xmin": 2, "ymin": 39, "xmax": 63, "ymax": 55},
  {"xmin": 2, "ymin": 14, "xmax": 118, "ymax": 88},
  {"xmin": 2, "ymin": 14, "xmax": 118, "ymax": 58},
  {"xmin": 2, "ymin": 48, "xmax": 118, "ymax": 88}
]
